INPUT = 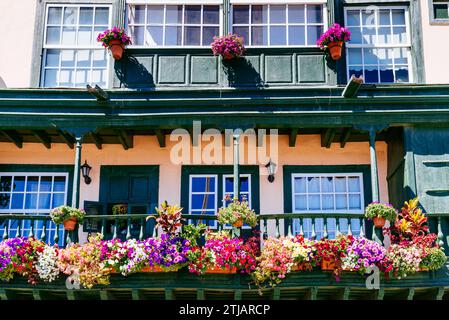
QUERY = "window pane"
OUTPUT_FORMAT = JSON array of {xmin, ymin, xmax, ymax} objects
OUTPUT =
[
  {"xmin": 252, "ymin": 26, "xmax": 267, "ymax": 45},
  {"xmin": 75, "ymin": 69, "xmax": 89, "ymax": 86},
  {"xmin": 13, "ymin": 177, "xmax": 26, "ymax": 192},
  {"xmin": 148, "ymin": 5, "xmax": 164, "ymax": 24},
  {"xmin": 0, "ymin": 194, "xmax": 10, "ymax": 209},
  {"xmin": 77, "ymin": 50, "xmax": 91, "ymax": 68},
  {"xmin": 378, "ymin": 27, "xmax": 391, "ymax": 44},
  {"xmin": 288, "ymin": 5, "xmax": 305, "ymax": 23},
  {"xmin": 348, "ymin": 27, "xmax": 362, "ymax": 43},
  {"xmin": 233, "ymin": 5, "xmax": 249, "ymax": 24},
  {"xmin": 11, "ymin": 194, "xmax": 24, "ymax": 209},
  {"xmin": 166, "ymin": 6, "xmax": 182, "ymax": 24},
  {"xmin": 307, "ymin": 26, "xmax": 322, "ymax": 45},
  {"xmin": 191, "ymin": 194, "xmax": 215, "ymax": 211},
  {"xmin": 63, "ymin": 7, "xmax": 78, "ymax": 25},
  {"xmin": 270, "ymin": 5, "xmax": 286, "ymax": 24},
  {"xmin": 349, "ymin": 194, "xmax": 361, "ymax": 210},
  {"xmin": 53, "ymin": 176, "xmax": 66, "ymax": 192},
  {"xmin": 165, "ymin": 26, "xmax": 182, "ymax": 45},
  {"xmin": 184, "ymin": 26, "xmax": 201, "ymax": 45},
  {"xmin": 92, "ymin": 50, "xmax": 106, "ymax": 67},
  {"xmin": 44, "ymin": 69, "xmax": 58, "ymax": 87},
  {"xmin": 46, "ymin": 27, "xmax": 61, "ymax": 45},
  {"xmin": 79, "ymin": 7, "xmax": 94, "ymax": 25},
  {"xmin": 307, "ymin": 5, "xmax": 322, "ymax": 23},
  {"xmin": 252, "ymin": 5, "xmax": 268, "ymax": 24},
  {"xmin": 392, "ymin": 9, "xmax": 406, "ymax": 25},
  {"xmin": 348, "ymin": 66, "xmax": 363, "ymax": 79},
  {"xmin": 348, "ymin": 48, "xmax": 362, "ymax": 65},
  {"xmin": 147, "ymin": 26, "xmax": 163, "ymax": 46},
  {"xmin": 48, "ymin": 7, "xmax": 62, "ymax": 24},
  {"xmin": 294, "ymin": 195, "xmax": 307, "ymax": 210},
  {"xmin": 308, "ymin": 195, "xmax": 320, "ymax": 210},
  {"xmin": 91, "ymin": 69, "xmax": 107, "ymax": 86},
  {"xmin": 346, "ymin": 10, "xmax": 360, "ymax": 26},
  {"xmin": 130, "ymin": 5, "xmax": 145, "ymax": 24},
  {"xmin": 335, "ymin": 177, "xmax": 346, "ymax": 192},
  {"xmin": 25, "ymin": 194, "xmax": 37, "ymax": 209},
  {"xmin": 348, "ymin": 177, "xmax": 360, "ymax": 192},
  {"xmin": 130, "ymin": 26, "xmax": 145, "ymax": 45},
  {"xmin": 362, "ymin": 27, "xmax": 376, "ymax": 44},
  {"xmin": 434, "ymin": 4, "xmax": 449, "ymax": 19},
  {"xmin": 233, "ymin": 26, "xmax": 249, "ymax": 43},
  {"xmin": 308, "ymin": 177, "xmax": 320, "ymax": 193},
  {"xmin": 95, "ymin": 7, "xmax": 109, "ymax": 25},
  {"xmin": 395, "ymin": 66, "xmax": 409, "ymax": 82},
  {"xmin": 322, "ymin": 194, "xmax": 334, "ymax": 210},
  {"xmin": 38, "ymin": 193, "xmax": 51, "ymax": 209},
  {"xmin": 191, "ymin": 177, "xmax": 216, "ymax": 193},
  {"xmin": 394, "ymin": 48, "xmax": 408, "ymax": 64},
  {"xmin": 361, "ymin": 10, "xmax": 375, "ymax": 26},
  {"xmin": 378, "ymin": 48, "xmax": 393, "ymax": 65},
  {"xmin": 0, "ymin": 177, "xmax": 12, "ymax": 192},
  {"xmin": 321, "ymin": 177, "xmax": 333, "ymax": 192},
  {"xmin": 27, "ymin": 177, "xmax": 39, "ymax": 192},
  {"xmin": 365, "ymin": 66, "xmax": 379, "ymax": 83},
  {"xmin": 288, "ymin": 26, "xmax": 305, "ymax": 45},
  {"xmin": 336, "ymin": 194, "xmax": 347, "ymax": 209},
  {"xmin": 62, "ymin": 27, "xmax": 76, "ymax": 44},
  {"xmin": 203, "ymin": 6, "xmax": 219, "ymax": 24},
  {"xmin": 392, "ymin": 26, "xmax": 407, "ymax": 44},
  {"xmin": 40, "ymin": 177, "xmax": 52, "ymax": 192},
  {"xmin": 270, "ymin": 26, "xmax": 286, "ymax": 45},
  {"xmin": 78, "ymin": 27, "xmax": 92, "ymax": 45},
  {"xmin": 363, "ymin": 48, "xmax": 377, "ymax": 65},
  {"xmin": 52, "ymin": 193, "xmax": 65, "ymax": 207},
  {"xmin": 294, "ymin": 177, "xmax": 306, "ymax": 193},
  {"xmin": 379, "ymin": 9, "xmax": 391, "ymax": 25},
  {"xmin": 59, "ymin": 69, "xmax": 74, "ymax": 86},
  {"xmin": 203, "ymin": 27, "xmax": 219, "ymax": 46},
  {"xmin": 61, "ymin": 50, "xmax": 75, "ymax": 67},
  {"xmin": 185, "ymin": 5, "xmax": 201, "ymax": 24}
]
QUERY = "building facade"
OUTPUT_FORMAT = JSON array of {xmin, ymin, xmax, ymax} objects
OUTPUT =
[{"xmin": 1, "ymin": 0, "xmax": 449, "ymax": 300}]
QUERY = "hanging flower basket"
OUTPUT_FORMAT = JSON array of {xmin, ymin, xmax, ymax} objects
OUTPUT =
[
  {"xmin": 317, "ymin": 23, "xmax": 351, "ymax": 61},
  {"xmin": 373, "ymin": 216, "xmax": 386, "ymax": 228},
  {"xmin": 232, "ymin": 219, "xmax": 244, "ymax": 228},
  {"xmin": 205, "ymin": 266, "xmax": 237, "ymax": 274},
  {"xmin": 63, "ymin": 217, "xmax": 78, "ymax": 231},
  {"xmin": 97, "ymin": 27, "xmax": 132, "ymax": 61},
  {"xmin": 211, "ymin": 34, "xmax": 246, "ymax": 61}
]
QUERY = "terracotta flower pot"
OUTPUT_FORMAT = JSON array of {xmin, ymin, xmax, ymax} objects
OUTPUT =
[
  {"xmin": 373, "ymin": 216, "xmax": 386, "ymax": 228},
  {"xmin": 327, "ymin": 41, "xmax": 343, "ymax": 60},
  {"xmin": 140, "ymin": 266, "xmax": 179, "ymax": 272},
  {"xmin": 222, "ymin": 52, "xmax": 236, "ymax": 61},
  {"xmin": 419, "ymin": 266, "xmax": 429, "ymax": 272},
  {"xmin": 63, "ymin": 217, "xmax": 77, "ymax": 231},
  {"xmin": 108, "ymin": 39, "xmax": 125, "ymax": 60},
  {"xmin": 232, "ymin": 219, "xmax": 244, "ymax": 228},
  {"xmin": 321, "ymin": 258, "xmax": 336, "ymax": 271},
  {"xmin": 205, "ymin": 266, "xmax": 237, "ymax": 274}
]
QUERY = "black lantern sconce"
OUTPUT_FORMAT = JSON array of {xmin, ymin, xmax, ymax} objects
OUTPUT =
[
  {"xmin": 265, "ymin": 159, "xmax": 277, "ymax": 183},
  {"xmin": 80, "ymin": 160, "xmax": 92, "ymax": 184}
]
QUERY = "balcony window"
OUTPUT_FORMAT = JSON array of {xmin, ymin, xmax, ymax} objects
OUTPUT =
[
  {"xmin": 432, "ymin": 1, "xmax": 449, "ymax": 21},
  {"xmin": 42, "ymin": 5, "xmax": 111, "ymax": 88},
  {"xmin": 127, "ymin": 4, "xmax": 221, "ymax": 47},
  {"xmin": 292, "ymin": 173, "xmax": 364, "ymax": 239},
  {"xmin": 345, "ymin": 7, "xmax": 412, "ymax": 84},
  {"xmin": 231, "ymin": 4, "xmax": 325, "ymax": 46},
  {"xmin": 0, "ymin": 173, "xmax": 68, "ymax": 245}
]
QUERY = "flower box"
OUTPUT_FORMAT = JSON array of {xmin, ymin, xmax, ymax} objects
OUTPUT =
[
  {"xmin": 205, "ymin": 266, "xmax": 237, "ymax": 274},
  {"xmin": 141, "ymin": 266, "xmax": 180, "ymax": 273},
  {"xmin": 321, "ymin": 258, "xmax": 336, "ymax": 271}
]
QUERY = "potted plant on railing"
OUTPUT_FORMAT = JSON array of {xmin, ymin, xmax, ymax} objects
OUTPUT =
[
  {"xmin": 365, "ymin": 202, "xmax": 398, "ymax": 229},
  {"xmin": 147, "ymin": 201, "xmax": 184, "ymax": 235},
  {"xmin": 217, "ymin": 195, "xmax": 257, "ymax": 228},
  {"xmin": 50, "ymin": 205, "xmax": 85, "ymax": 231},
  {"xmin": 419, "ymin": 247, "xmax": 447, "ymax": 271},
  {"xmin": 97, "ymin": 27, "xmax": 132, "ymax": 60},
  {"xmin": 211, "ymin": 33, "xmax": 246, "ymax": 61},
  {"xmin": 317, "ymin": 23, "xmax": 351, "ymax": 60}
]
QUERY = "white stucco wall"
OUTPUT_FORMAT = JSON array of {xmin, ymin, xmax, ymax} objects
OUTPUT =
[
  {"xmin": 421, "ymin": 0, "xmax": 449, "ymax": 84},
  {"xmin": 0, "ymin": 1, "xmax": 36, "ymax": 88}
]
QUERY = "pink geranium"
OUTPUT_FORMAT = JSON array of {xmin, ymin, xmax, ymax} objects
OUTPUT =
[{"xmin": 316, "ymin": 23, "xmax": 351, "ymax": 49}]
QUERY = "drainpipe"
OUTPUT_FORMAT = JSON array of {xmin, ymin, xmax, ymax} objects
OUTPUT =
[
  {"xmin": 233, "ymin": 132, "xmax": 241, "ymax": 237},
  {"xmin": 68, "ymin": 136, "xmax": 82, "ymax": 244},
  {"xmin": 369, "ymin": 128, "xmax": 384, "ymax": 245}
]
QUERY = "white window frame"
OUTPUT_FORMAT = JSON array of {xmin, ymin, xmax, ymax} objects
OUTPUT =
[
  {"xmin": 41, "ymin": 4, "xmax": 113, "ymax": 88},
  {"xmin": 230, "ymin": 2, "xmax": 328, "ymax": 48},
  {"xmin": 344, "ymin": 6, "xmax": 413, "ymax": 84},
  {"xmin": 0, "ymin": 172, "xmax": 69, "ymax": 245},
  {"xmin": 222, "ymin": 174, "xmax": 252, "ymax": 208},
  {"xmin": 291, "ymin": 172, "xmax": 365, "ymax": 214},
  {"xmin": 126, "ymin": 3, "xmax": 223, "ymax": 48},
  {"xmin": 189, "ymin": 174, "xmax": 218, "ymax": 228},
  {"xmin": 430, "ymin": 0, "xmax": 449, "ymax": 24}
]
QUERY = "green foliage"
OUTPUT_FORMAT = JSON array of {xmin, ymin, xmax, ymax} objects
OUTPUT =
[
  {"xmin": 364, "ymin": 202, "xmax": 397, "ymax": 222},
  {"xmin": 49, "ymin": 206, "xmax": 85, "ymax": 224},
  {"xmin": 420, "ymin": 247, "xmax": 447, "ymax": 271},
  {"xmin": 181, "ymin": 223, "xmax": 207, "ymax": 246},
  {"xmin": 147, "ymin": 201, "xmax": 184, "ymax": 235},
  {"xmin": 217, "ymin": 195, "xmax": 258, "ymax": 227}
]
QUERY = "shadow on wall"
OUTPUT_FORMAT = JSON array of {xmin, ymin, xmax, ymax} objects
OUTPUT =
[
  {"xmin": 0, "ymin": 76, "xmax": 6, "ymax": 88},
  {"xmin": 222, "ymin": 57, "xmax": 265, "ymax": 89},
  {"xmin": 114, "ymin": 53, "xmax": 155, "ymax": 89}
]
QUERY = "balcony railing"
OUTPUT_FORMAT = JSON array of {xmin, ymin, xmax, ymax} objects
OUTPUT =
[{"xmin": 1, "ymin": 213, "xmax": 447, "ymax": 252}]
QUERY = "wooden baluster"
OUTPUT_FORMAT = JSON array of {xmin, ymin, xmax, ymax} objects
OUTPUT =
[
  {"xmin": 15, "ymin": 221, "xmax": 21, "ymax": 238},
  {"xmin": 311, "ymin": 218, "xmax": 316, "ymax": 240},
  {"xmin": 126, "ymin": 216, "xmax": 132, "ymax": 240},
  {"xmin": 347, "ymin": 218, "xmax": 352, "ymax": 236},
  {"xmin": 139, "ymin": 218, "xmax": 144, "ymax": 241},
  {"xmin": 275, "ymin": 218, "xmax": 280, "ymax": 239},
  {"xmin": 437, "ymin": 217, "xmax": 445, "ymax": 248},
  {"xmin": 113, "ymin": 218, "xmax": 118, "ymax": 239},
  {"xmin": 263, "ymin": 218, "xmax": 268, "ymax": 240},
  {"xmin": 152, "ymin": 221, "xmax": 158, "ymax": 238},
  {"xmin": 299, "ymin": 217, "xmax": 304, "ymax": 236},
  {"xmin": 323, "ymin": 218, "xmax": 328, "ymax": 239},
  {"xmin": 29, "ymin": 220, "xmax": 35, "ymax": 238},
  {"xmin": 2, "ymin": 220, "xmax": 8, "ymax": 240},
  {"xmin": 100, "ymin": 218, "xmax": 106, "ymax": 238},
  {"xmin": 40, "ymin": 221, "xmax": 47, "ymax": 242},
  {"xmin": 287, "ymin": 218, "xmax": 293, "ymax": 237},
  {"xmin": 359, "ymin": 218, "xmax": 365, "ymax": 238},
  {"xmin": 54, "ymin": 224, "xmax": 60, "ymax": 245},
  {"xmin": 335, "ymin": 218, "xmax": 341, "ymax": 237},
  {"xmin": 66, "ymin": 229, "xmax": 72, "ymax": 245}
]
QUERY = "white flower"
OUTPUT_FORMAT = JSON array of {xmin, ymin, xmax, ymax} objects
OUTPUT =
[{"xmin": 36, "ymin": 246, "xmax": 60, "ymax": 283}]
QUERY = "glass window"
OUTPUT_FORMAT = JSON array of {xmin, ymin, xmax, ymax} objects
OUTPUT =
[
  {"xmin": 42, "ymin": 5, "xmax": 111, "ymax": 88},
  {"xmin": 292, "ymin": 173, "xmax": 364, "ymax": 239},
  {"xmin": 232, "ymin": 4, "xmax": 325, "ymax": 46},
  {"xmin": 128, "ymin": 4, "xmax": 220, "ymax": 47},
  {"xmin": 0, "ymin": 173, "xmax": 68, "ymax": 246},
  {"xmin": 345, "ymin": 7, "xmax": 411, "ymax": 84},
  {"xmin": 433, "ymin": 1, "xmax": 449, "ymax": 19}
]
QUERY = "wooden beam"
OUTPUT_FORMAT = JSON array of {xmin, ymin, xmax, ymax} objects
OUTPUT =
[
  {"xmin": 165, "ymin": 288, "xmax": 174, "ymax": 300},
  {"xmin": 321, "ymin": 128, "xmax": 336, "ymax": 148},
  {"xmin": 132, "ymin": 289, "xmax": 141, "ymax": 300},
  {"xmin": 115, "ymin": 130, "xmax": 133, "ymax": 150},
  {"xmin": 340, "ymin": 128, "xmax": 352, "ymax": 148},
  {"xmin": 196, "ymin": 288, "xmax": 205, "ymax": 300},
  {"xmin": 0, "ymin": 130, "xmax": 23, "ymax": 148},
  {"xmin": 289, "ymin": 128, "xmax": 299, "ymax": 147},
  {"xmin": 58, "ymin": 130, "xmax": 75, "ymax": 149},
  {"xmin": 33, "ymin": 130, "xmax": 51, "ymax": 149},
  {"xmin": 272, "ymin": 287, "xmax": 281, "ymax": 300},
  {"xmin": 234, "ymin": 290, "xmax": 242, "ymax": 300},
  {"xmin": 90, "ymin": 132, "xmax": 103, "ymax": 150},
  {"xmin": 155, "ymin": 130, "xmax": 166, "ymax": 148}
]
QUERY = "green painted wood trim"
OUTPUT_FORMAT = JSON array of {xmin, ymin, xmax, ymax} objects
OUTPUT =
[
  {"xmin": 180, "ymin": 165, "xmax": 260, "ymax": 215},
  {"xmin": 72, "ymin": 137, "xmax": 82, "ymax": 208},
  {"xmin": 0, "ymin": 164, "xmax": 74, "ymax": 206}
]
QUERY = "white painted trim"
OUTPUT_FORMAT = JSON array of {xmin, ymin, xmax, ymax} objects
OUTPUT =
[
  {"xmin": 188, "ymin": 174, "xmax": 218, "ymax": 228},
  {"xmin": 231, "ymin": 0, "xmax": 326, "ymax": 4},
  {"xmin": 222, "ymin": 174, "xmax": 252, "ymax": 230},
  {"xmin": 127, "ymin": 0, "xmax": 223, "ymax": 4}
]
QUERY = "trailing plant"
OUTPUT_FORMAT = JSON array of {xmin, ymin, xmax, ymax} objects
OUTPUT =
[
  {"xmin": 420, "ymin": 247, "xmax": 447, "ymax": 271},
  {"xmin": 181, "ymin": 223, "xmax": 207, "ymax": 247},
  {"xmin": 148, "ymin": 201, "xmax": 184, "ymax": 235},
  {"xmin": 10, "ymin": 237, "xmax": 46, "ymax": 285},
  {"xmin": 100, "ymin": 238, "xmax": 148, "ymax": 276},
  {"xmin": 144, "ymin": 233, "xmax": 191, "ymax": 271},
  {"xmin": 341, "ymin": 236, "xmax": 387, "ymax": 274},
  {"xmin": 0, "ymin": 237, "xmax": 26, "ymax": 282},
  {"xmin": 50, "ymin": 205, "xmax": 85, "ymax": 225},
  {"xmin": 364, "ymin": 202, "xmax": 398, "ymax": 222},
  {"xmin": 217, "ymin": 195, "xmax": 257, "ymax": 228},
  {"xmin": 315, "ymin": 235, "xmax": 354, "ymax": 281},
  {"xmin": 211, "ymin": 33, "xmax": 246, "ymax": 60},
  {"xmin": 386, "ymin": 244, "xmax": 422, "ymax": 279}
]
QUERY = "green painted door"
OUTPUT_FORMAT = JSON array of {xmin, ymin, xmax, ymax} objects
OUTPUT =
[{"xmin": 99, "ymin": 165, "xmax": 159, "ymax": 239}]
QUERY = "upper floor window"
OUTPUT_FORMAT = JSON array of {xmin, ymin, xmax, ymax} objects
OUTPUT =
[
  {"xmin": 42, "ymin": 5, "xmax": 111, "ymax": 88},
  {"xmin": 345, "ymin": 7, "xmax": 411, "ymax": 84},
  {"xmin": 432, "ymin": 1, "xmax": 449, "ymax": 21},
  {"xmin": 231, "ymin": 4, "xmax": 325, "ymax": 46},
  {"xmin": 127, "ymin": 4, "xmax": 221, "ymax": 47}
]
